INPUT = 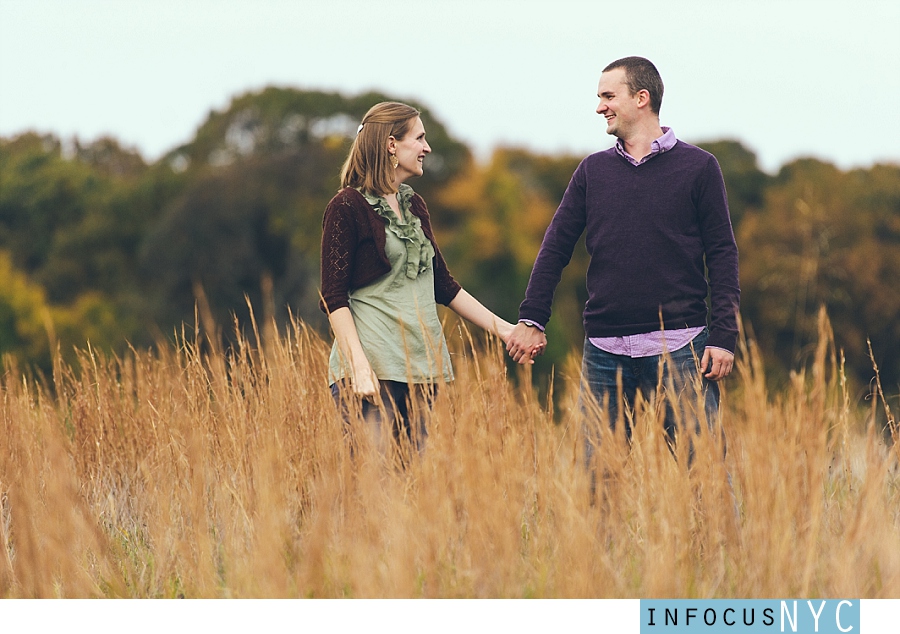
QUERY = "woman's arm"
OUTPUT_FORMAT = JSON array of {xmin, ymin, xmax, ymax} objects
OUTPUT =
[
  {"xmin": 413, "ymin": 196, "xmax": 539, "ymax": 363},
  {"xmin": 328, "ymin": 307, "xmax": 379, "ymax": 397},
  {"xmin": 321, "ymin": 193, "xmax": 378, "ymax": 396},
  {"xmin": 449, "ymin": 291, "xmax": 542, "ymax": 365},
  {"xmin": 447, "ymin": 289, "xmax": 518, "ymax": 346}
]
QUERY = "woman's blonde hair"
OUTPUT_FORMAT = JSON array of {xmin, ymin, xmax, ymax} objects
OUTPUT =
[{"xmin": 340, "ymin": 102, "xmax": 420, "ymax": 196}]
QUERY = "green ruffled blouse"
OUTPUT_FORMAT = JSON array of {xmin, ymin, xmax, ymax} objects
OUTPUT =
[{"xmin": 328, "ymin": 184, "xmax": 454, "ymax": 385}]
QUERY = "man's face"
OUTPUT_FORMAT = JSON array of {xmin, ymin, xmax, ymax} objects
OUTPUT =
[{"xmin": 596, "ymin": 68, "xmax": 639, "ymax": 138}]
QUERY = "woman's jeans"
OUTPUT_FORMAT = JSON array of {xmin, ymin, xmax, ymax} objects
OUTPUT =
[
  {"xmin": 580, "ymin": 329, "xmax": 724, "ymax": 468},
  {"xmin": 331, "ymin": 379, "xmax": 435, "ymax": 462}
]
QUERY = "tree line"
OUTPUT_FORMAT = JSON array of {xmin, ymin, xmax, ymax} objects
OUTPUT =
[{"xmin": 1, "ymin": 87, "xmax": 898, "ymax": 398}]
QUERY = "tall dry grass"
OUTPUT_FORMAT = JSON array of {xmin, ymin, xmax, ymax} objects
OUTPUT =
[{"xmin": 0, "ymin": 310, "xmax": 898, "ymax": 598}]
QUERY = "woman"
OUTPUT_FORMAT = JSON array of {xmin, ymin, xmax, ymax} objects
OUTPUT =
[{"xmin": 320, "ymin": 102, "xmax": 532, "ymax": 452}]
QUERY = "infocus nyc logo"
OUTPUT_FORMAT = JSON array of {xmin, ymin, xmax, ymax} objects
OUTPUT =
[{"xmin": 640, "ymin": 600, "xmax": 860, "ymax": 633}]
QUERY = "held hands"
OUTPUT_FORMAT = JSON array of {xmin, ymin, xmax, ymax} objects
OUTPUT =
[
  {"xmin": 505, "ymin": 322, "xmax": 547, "ymax": 365},
  {"xmin": 448, "ymin": 292, "xmax": 543, "ymax": 365}
]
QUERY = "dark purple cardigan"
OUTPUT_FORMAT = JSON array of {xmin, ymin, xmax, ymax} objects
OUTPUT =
[{"xmin": 319, "ymin": 187, "xmax": 461, "ymax": 314}]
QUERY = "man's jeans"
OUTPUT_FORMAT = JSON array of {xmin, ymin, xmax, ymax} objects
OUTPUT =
[{"xmin": 580, "ymin": 329, "xmax": 723, "ymax": 467}]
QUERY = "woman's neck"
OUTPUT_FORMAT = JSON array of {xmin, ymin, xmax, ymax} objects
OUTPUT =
[{"xmin": 383, "ymin": 190, "xmax": 402, "ymax": 220}]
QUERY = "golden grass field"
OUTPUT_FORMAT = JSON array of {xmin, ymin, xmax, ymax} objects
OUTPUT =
[{"xmin": 1, "ymin": 311, "xmax": 898, "ymax": 598}]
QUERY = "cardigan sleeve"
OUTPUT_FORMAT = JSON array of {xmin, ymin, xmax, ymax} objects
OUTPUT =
[
  {"xmin": 412, "ymin": 195, "xmax": 462, "ymax": 306},
  {"xmin": 319, "ymin": 193, "xmax": 358, "ymax": 314}
]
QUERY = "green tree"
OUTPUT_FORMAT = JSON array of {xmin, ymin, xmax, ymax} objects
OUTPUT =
[
  {"xmin": 696, "ymin": 139, "xmax": 770, "ymax": 228},
  {"xmin": 738, "ymin": 159, "xmax": 900, "ymax": 391},
  {"xmin": 0, "ymin": 250, "xmax": 53, "ymax": 366},
  {"xmin": 0, "ymin": 133, "xmax": 169, "ymax": 362}
]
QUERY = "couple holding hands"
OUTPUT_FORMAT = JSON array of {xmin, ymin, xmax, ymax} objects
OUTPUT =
[{"xmin": 320, "ymin": 56, "xmax": 740, "ymax": 461}]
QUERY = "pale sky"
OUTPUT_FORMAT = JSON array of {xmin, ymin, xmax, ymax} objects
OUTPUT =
[{"xmin": 1, "ymin": 0, "xmax": 898, "ymax": 173}]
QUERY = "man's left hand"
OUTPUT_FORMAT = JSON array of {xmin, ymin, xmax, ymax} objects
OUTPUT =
[{"xmin": 701, "ymin": 347, "xmax": 734, "ymax": 381}]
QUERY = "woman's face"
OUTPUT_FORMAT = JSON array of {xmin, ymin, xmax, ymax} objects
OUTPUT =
[{"xmin": 390, "ymin": 117, "xmax": 431, "ymax": 182}]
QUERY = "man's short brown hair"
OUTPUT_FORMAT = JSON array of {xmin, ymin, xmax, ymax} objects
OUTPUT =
[{"xmin": 603, "ymin": 56, "xmax": 664, "ymax": 115}]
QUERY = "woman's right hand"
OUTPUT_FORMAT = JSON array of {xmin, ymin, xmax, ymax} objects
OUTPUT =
[
  {"xmin": 352, "ymin": 361, "xmax": 380, "ymax": 399},
  {"xmin": 328, "ymin": 307, "xmax": 380, "ymax": 399}
]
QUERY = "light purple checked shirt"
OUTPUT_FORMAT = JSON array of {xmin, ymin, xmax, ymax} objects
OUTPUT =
[{"xmin": 522, "ymin": 127, "xmax": 726, "ymax": 359}]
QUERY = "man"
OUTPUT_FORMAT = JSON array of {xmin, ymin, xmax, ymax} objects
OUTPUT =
[{"xmin": 507, "ymin": 56, "xmax": 740, "ymax": 461}]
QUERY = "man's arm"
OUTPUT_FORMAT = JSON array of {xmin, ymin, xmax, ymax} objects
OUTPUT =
[
  {"xmin": 510, "ymin": 160, "xmax": 589, "ymax": 362},
  {"xmin": 697, "ymin": 154, "xmax": 741, "ymax": 377}
]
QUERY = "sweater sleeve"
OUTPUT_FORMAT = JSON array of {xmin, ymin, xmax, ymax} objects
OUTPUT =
[
  {"xmin": 413, "ymin": 195, "xmax": 462, "ymax": 306},
  {"xmin": 696, "ymin": 155, "xmax": 741, "ymax": 353},
  {"xmin": 319, "ymin": 193, "xmax": 358, "ymax": 314},
  {"xmin": 518, "ymin": 160, "xmax": 588, "ymax": 327}
]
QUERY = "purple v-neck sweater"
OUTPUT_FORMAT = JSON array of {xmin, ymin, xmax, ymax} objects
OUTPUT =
[{"xmin": 518, "ymin": 140, "xmax": 740, "ymax": 353}]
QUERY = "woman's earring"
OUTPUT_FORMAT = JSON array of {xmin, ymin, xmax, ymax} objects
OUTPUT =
[{"xmin": 390, "ymin": 154, "xmax": 399, "ymax": 169}]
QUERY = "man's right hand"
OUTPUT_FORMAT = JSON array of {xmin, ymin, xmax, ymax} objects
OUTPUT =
[{"xmin": 506, "ymin": 322, "xmax": 547, "ymax": 365}]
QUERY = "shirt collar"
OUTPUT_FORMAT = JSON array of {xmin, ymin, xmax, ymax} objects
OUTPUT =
[
  {"xmin": 615, "ymin": 126, "xmax": 677, "ymax": 166},
  {"xmin": 359, "ymin": 183, "xmax": 415, "ymax": 213}
]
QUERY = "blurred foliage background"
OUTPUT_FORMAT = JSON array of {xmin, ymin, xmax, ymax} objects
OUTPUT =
[{"xmin": 1, "ymin": 87, "xmax": 898, "ymax": 401}]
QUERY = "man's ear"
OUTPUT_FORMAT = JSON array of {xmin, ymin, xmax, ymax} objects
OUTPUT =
[{"xmin": 635, "ymin": 89, "xmax": 652, "ymax": 109}]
